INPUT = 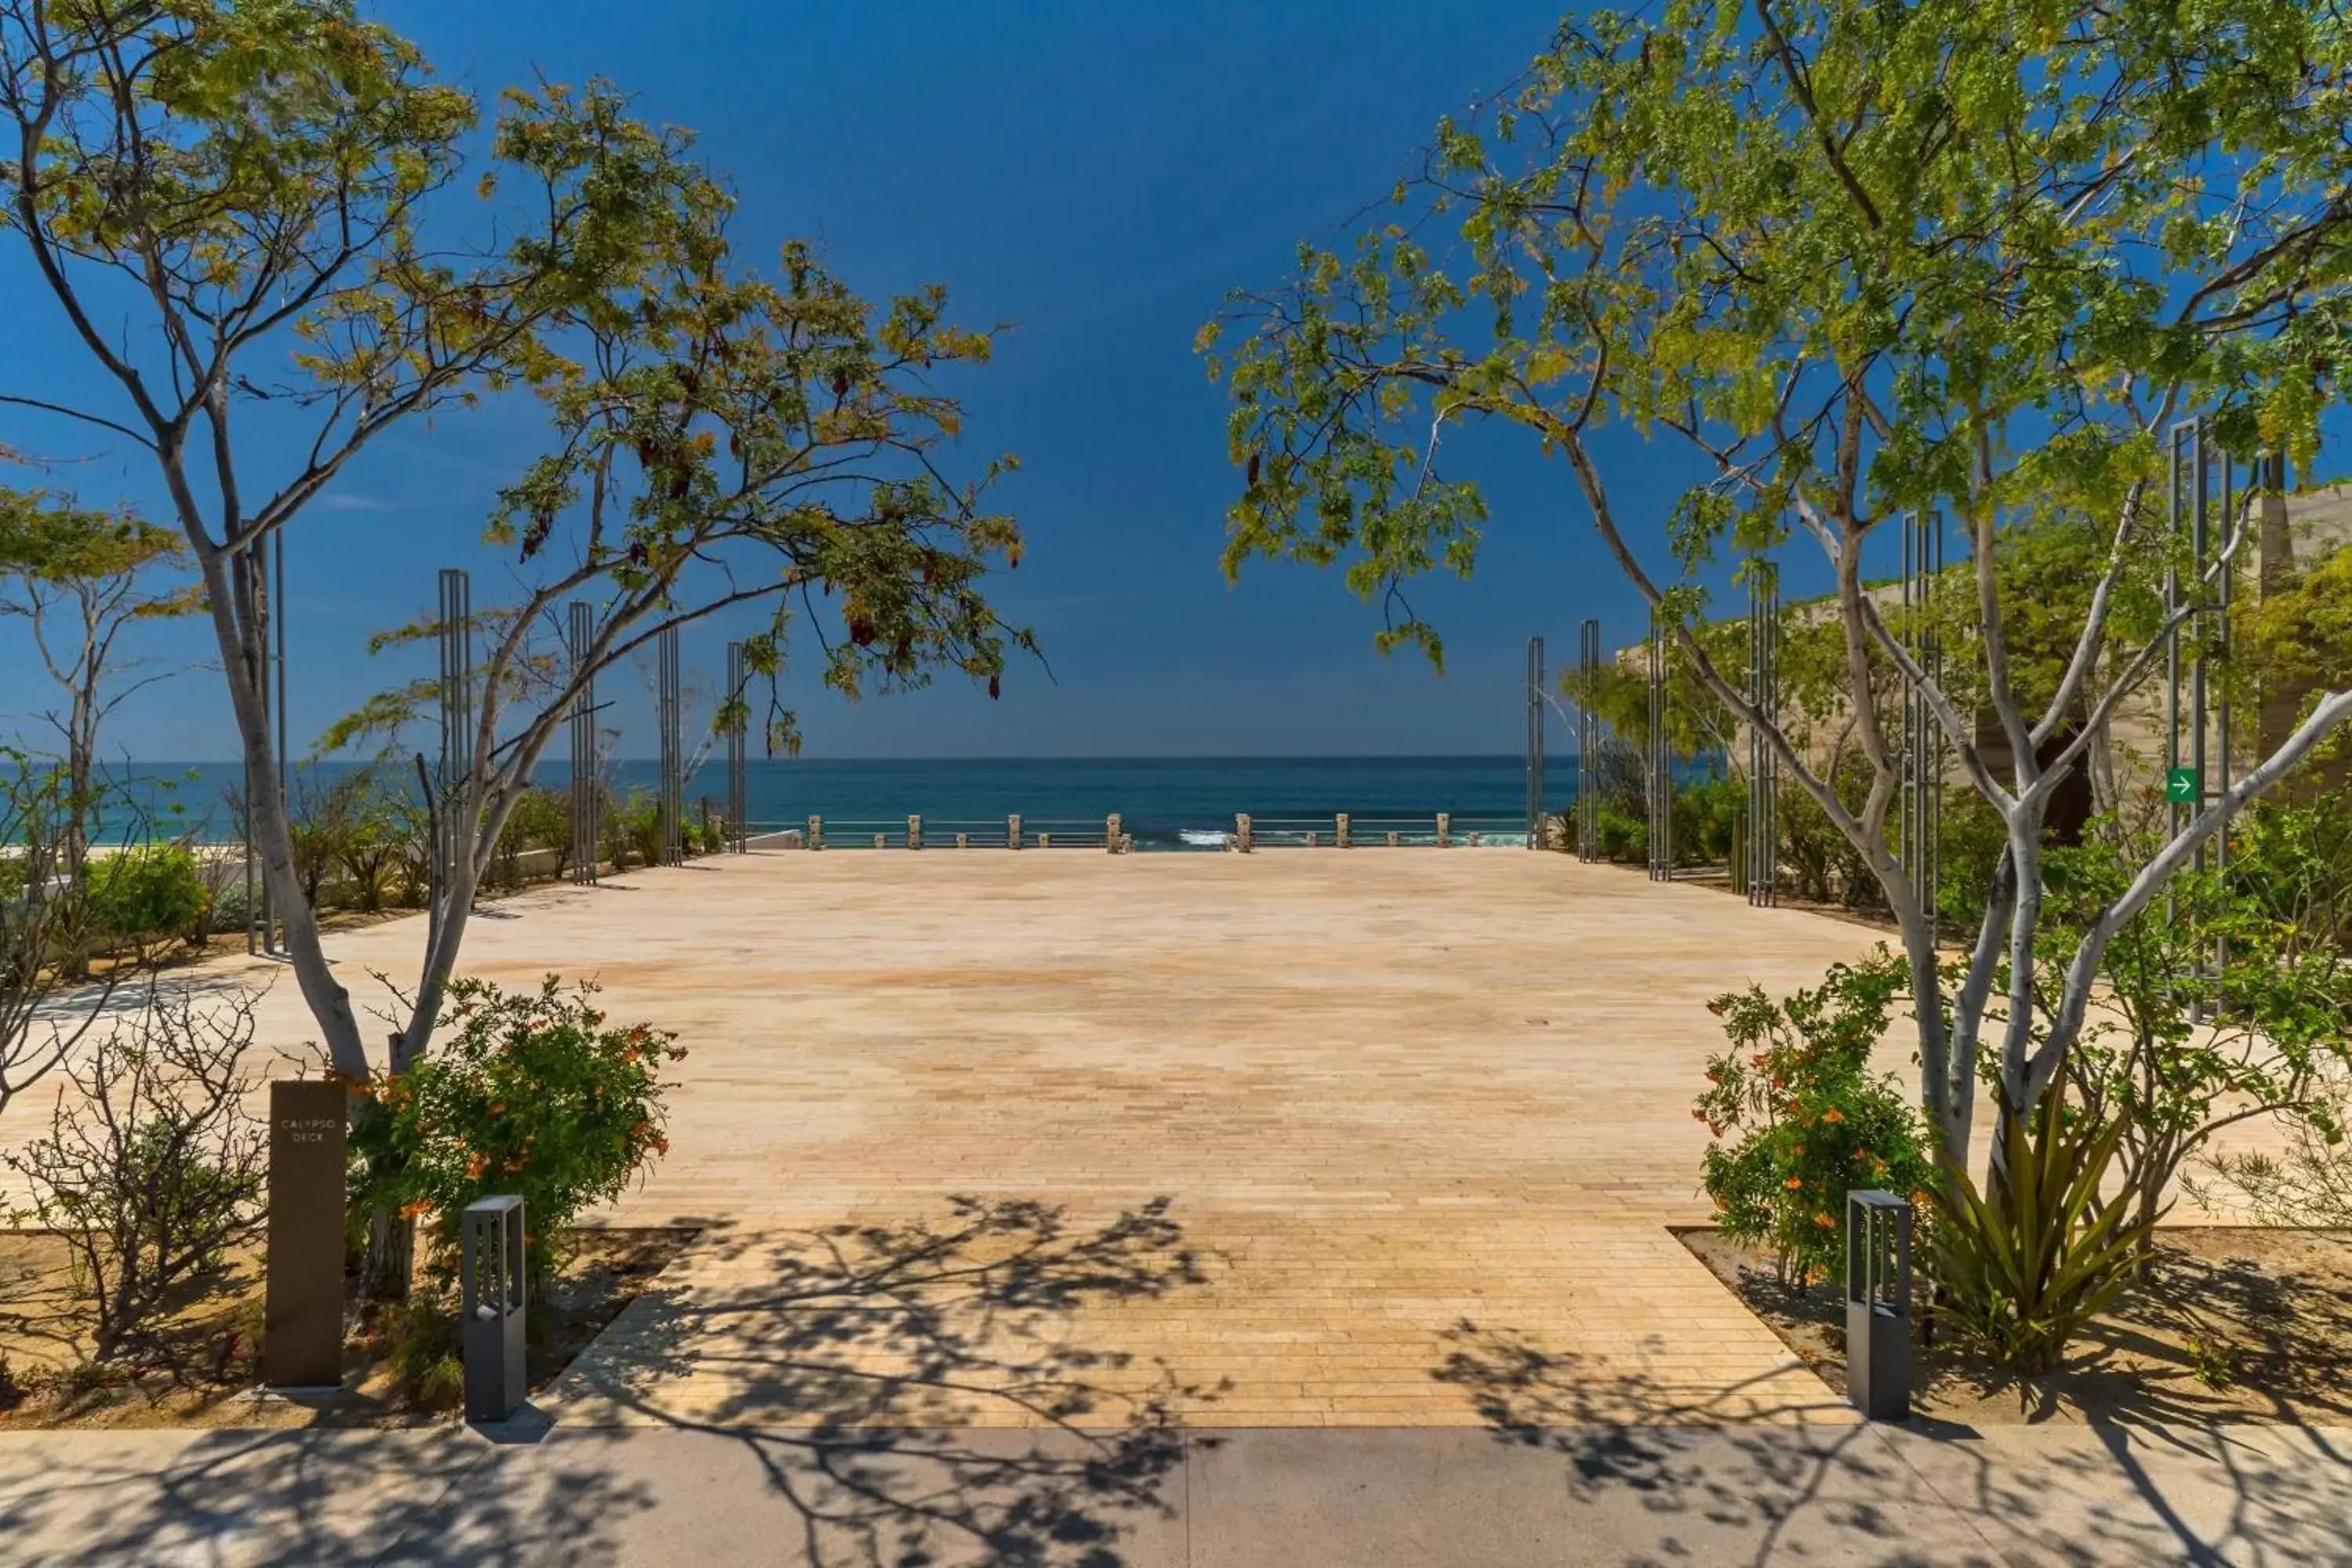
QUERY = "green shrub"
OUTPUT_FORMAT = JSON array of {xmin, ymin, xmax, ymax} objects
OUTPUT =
[
  {"xmin": 611, "ymin": 789, "xmax": 662, "ymax": 869},
  {"xmin": 86, "ymin": 846, "xmax": 209, "ymax": 946},
  {"xmin": 495, "ymin": 786, "xmax": 574, "ymax": 886},
  {"xmin": 348, "ymin": 975, "xmax": 682, "ymax": 1285},
  {"xmin": 1595, "ymin": 800, "xmax": 1646, "ymax": 862},
  {"xmin": 1674, "ymin": 772, "xmax": 1740, "ymax": 866},
  {"xmin": 1694, "ymin": 949, "xmax": 1935, "ymax": 1290}
]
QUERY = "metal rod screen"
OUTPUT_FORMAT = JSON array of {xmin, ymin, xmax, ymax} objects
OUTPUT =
[
  {"xmin": 725, "ymin": 640, "xmax": 748, "ymax": 853},
  {"xmin": 1525, "ymin": 636, "xmax": 1546, "ymax": 848},
  {"xmin": 437, "ymin": 568, "xmax": 474, "ymax": 920},
  {"xmin": 1746, "ymin": 567, "xmax": 1779, "ymax": 907},
  {"xmin": 568, "ymin": 600, "xmax": 598, "ymax": 884},
  {"xmin": 657, "ymin": 625, "xmax": 683, "ymax": 866}
]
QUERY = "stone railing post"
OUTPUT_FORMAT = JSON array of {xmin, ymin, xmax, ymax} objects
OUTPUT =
[
  {"xmin": 1436, "ymin": 813, "xmax": 1450, "ymax": 848},
  {"xmin": 1234, "ymin": 813, "xmax": 1253, "ymax": 853},
  {"xmin": 807, "ymin": 815, "xmax": 823, "ymax": 851},
  {"xmin": 956, "ymin": 832, "xmax": 970, "ymax": 849},
  {"xmin": 1007, "ymin": 813, "xmax": 1022, "ymax": 850},
  {"xmin": 1106, "ymin": 813, "xmax": 1123, "ymax": 853},
  {"xmin": 873, "ymin": 833, "xmax": 886, "ymax": 849},
  {"xmin": 908, "ymin": 815, "xmax": 922, "ymax": 850},
  {"xmin": 1335, "ymin": 811, "xmax": 1352, "ymax": 849},
  {"xmin": 1387, "ymin": 830, "xmax": 1400, "ymax": 848}
]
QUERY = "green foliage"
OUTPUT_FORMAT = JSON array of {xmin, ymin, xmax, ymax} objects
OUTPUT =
[
  {"xmin": 1929, "ymin": 1099, "xmax": 2155, "ymax": 1377},
  {"xmin": 495, "ymin": 786, "xmax": 572, "ymax": 886},
  {"xmin": 348, "ymin": 975, "xmax": 681, "ymax": 1284},
  {"xmin": 1674, "ymin": 772, "xmax": 1740, "ymax": 866},
  {"xmin": 86, "ymin": 847, "xmax": 209, "ymax": 946},
  {"xmin": 1594, "ymin": 800, "xmax": 1646, "ymax": 863},
  {"xmin": 1776, "ymin": 752, "xmax": 1883, "ymax": 910},
  {"xmin": 615, "ymin": 789, "xmax": 662, "ymax": 869},
  {"xmin": 1694, "ymin": 950, "xmax": 1933, "ymax": 1290},
  {"xmin": 2019, "ymin": 803, "xmax": 2352, "ymax": 1241}
]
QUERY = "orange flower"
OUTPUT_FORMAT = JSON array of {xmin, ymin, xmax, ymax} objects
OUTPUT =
[
  {"xmin": 465, "ymin": 1151, "xmax": 489, "ymax": 1181},
  {"xmin": 651, "ymin": 1135, "xmax": 670, "ymax": 1156},
  {"xmin": 1821, "ymin": 1106, "xmax": 1845, "ymax": 1124},
  {"xmin": 1813, "ymin": 1211, "xmax": 1835, "ymax": 1228},
  {"xmin": 1784, "ymin": 1176, "xmax": 1804, "ymax": 1190},
  {"xmin": 489, "ymin": 1103, "xmax": 505, "ymax": 1116},
  {"xmin": 400, "ymin": 1199, "xmax": 431, "ymax": 1220}
]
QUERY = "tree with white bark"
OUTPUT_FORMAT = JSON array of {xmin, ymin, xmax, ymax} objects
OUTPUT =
[
  {"xmin": 2, "ymin": 5, "xmax": 1028, "ymax": 1102},
  {"xmin": 1203, "ymin": 0, "xmax": 2352, "ymax": 1186}
]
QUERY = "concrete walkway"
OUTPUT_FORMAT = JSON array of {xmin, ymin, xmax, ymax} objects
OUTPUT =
[{"xmin": 3, "ymin": 1418, "xmax": 2347, "ymax": 1566}]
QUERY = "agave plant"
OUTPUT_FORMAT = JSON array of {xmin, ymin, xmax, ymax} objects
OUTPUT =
[{"xmin": 1929, "ymin": 1098, "xmax": 2158, "ymax": 1376}]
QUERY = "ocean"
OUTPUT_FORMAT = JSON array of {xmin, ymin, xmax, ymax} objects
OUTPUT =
[{"xmin": 104, "ymin": 754, "xmax": 1726, "ymax": 854}]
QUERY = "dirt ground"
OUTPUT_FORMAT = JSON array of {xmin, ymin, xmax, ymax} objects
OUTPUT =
[
  {"xmin": 0, "ymin": 1227, "xmax": 691, "ymax": 1429},
  {"xmin": 1680, "ymin": 1225, "xmax": 2352, "ymax": 1425}
]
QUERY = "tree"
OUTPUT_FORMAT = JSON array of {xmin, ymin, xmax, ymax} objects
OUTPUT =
[
  {"xmin": 2, "ymin": 5, "xmax": 1029, "ymax": 1093},
  {"xmin": 318, "ymin": 228, "xmax": 1027, "ymax": 1082},
  {"xmin": 0, "ymin": 485, "xmax": 201, "ymax": 887},
  {"xmin": 1203, "ymin": 0, "xmax": 2352, "ymax": 1187},
  {"xmin": 2, "ymin": 3, "xmax": 717, "ymax": 1082}
]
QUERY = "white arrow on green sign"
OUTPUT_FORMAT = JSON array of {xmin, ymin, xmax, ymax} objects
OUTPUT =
[{"xmin": 2165, "ymin": 767, "xmax": 2200, "ymax": 804}]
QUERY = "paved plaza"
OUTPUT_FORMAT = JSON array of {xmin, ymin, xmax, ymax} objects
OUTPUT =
[
  {"xmin": 4, "ymin": 849, "xmax": 2346, "ymax": 1565},
  {"xmin": 363, "ymin": 850, "xmax": 1899, "ymax": 1429}
]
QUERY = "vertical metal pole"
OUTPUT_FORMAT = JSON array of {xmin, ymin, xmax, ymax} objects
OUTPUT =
[
  {"xmin": 269, "ymin": 530, "xmax": 288, "ymax": 954},
  {"xmin": 437, "ymin": 570, "xmax": 474, "ymax": 918},
  {"xmin": 726, "ymin": 641, "xmax": 748, "ymax": 853},
  {"xmin": 1747, "ymin": 567, "xmax": 1780, "ymax": 908},
  {"xmin": 568, "ymin": 601, "xmax": 597, "ymax": 884},
  {"xmin": 657, "ymin": 626, "xmax": 681, "ymax": 866},
  {"xmin": 1649, "ymin": 611, "xmax": 1672, "ymax": 882},
  {"xmin": 1577, "ymin": 619, "xmax": 1600, "ymax": 862},
  {"xmin": 1525, "ymin": 635, "xmax": 1546, "ymax": 848}
]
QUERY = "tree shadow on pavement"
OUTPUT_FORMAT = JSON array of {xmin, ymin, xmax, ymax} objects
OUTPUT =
[
  {"xmin": 0, "ymin": 1425, "xmax": 659, "ymax": 1566},
  {"xmin": 541, "ymin": 1193, "xmax": 1221, "ymax": 1567},
  {"xmin": 1432, "ymin": 1316, "xmax": 2352, "ymax": 1568}
]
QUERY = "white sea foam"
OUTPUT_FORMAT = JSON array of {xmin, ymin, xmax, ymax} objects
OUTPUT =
[{"xmin": 1178, "ymin": 829, "xmax": 1232, "ymax": 847}]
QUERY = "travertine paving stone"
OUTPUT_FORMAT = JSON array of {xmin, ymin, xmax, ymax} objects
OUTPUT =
[{"xmin": 0, "ymin": 851, "xmax": 2298, "ymax": 1429}]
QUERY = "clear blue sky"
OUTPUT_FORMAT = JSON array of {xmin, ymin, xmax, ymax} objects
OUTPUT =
[{"xmin": 2, "ymin": 1, "xmax": 1726, "ymax": 760}]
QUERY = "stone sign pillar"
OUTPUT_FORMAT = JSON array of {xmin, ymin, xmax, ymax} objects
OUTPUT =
[{"xmin": 265, "ymin": 1080, "xmax": 347, "ymax": 1389}]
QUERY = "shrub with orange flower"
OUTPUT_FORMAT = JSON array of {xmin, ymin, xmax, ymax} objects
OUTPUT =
[
  {"xmin": 1693, "ymin": 948, "xmax": 1935, "ymax": 1291},
  {"xmin": 348, "ymin": 975, "xmax": 684, "ymax": 1286}
]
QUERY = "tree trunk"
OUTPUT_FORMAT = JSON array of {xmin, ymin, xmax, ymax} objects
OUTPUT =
[
  {"xmin": 362, "ymin": 1204, "xmax": 416, "ymax": 1302},
  {"xmin": 185, "ymin": 531, "xmax": 372, "ymax": 1079}
]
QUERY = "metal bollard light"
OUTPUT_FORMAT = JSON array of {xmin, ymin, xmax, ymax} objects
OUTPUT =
[
  {"xmin": 461, "ymin": 1195, "xmax": 528, "ymax": 1424},
  {"xmin": 1846, "ymin": 1190, "xmax": 1912, "ymax": 1421}
]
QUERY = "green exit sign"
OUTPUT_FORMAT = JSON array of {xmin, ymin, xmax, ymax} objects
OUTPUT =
[{"xmin": 2166, "ymin": 767, "xmax": 2200, "ymax": 804}]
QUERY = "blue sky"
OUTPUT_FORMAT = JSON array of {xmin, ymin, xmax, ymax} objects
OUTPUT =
[{"xmin": 2, "ymin": 1, "xmax": 1726, "ymax": 760}]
